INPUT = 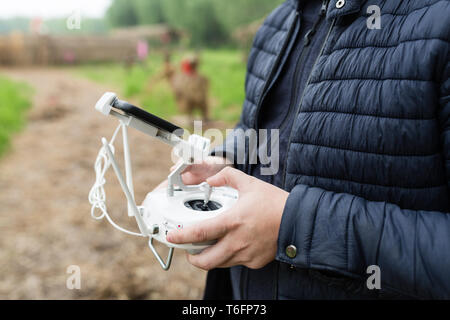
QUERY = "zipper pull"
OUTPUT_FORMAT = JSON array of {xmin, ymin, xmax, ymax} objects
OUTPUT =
[
  {"xmin": 304, "ymin": 31, "xmax": 312, "ymax": 46},
  {"xmin": 321, "ymin": 0, "xmax": 330, "ymax": 16},
  {"xmin": 304, "ymin": 0, "xmax": 329, "ymax": 47}
]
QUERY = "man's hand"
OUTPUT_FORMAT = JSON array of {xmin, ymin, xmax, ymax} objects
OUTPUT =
[
  {"xmin": 166, "ymin": 167, "xmax": 289, "ymax": 270},
  {"xmin": 152, "ymin": 156, "xmax": 231, "ymax": 191}
]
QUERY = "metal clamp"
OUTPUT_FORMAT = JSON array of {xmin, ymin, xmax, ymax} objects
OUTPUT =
[
  {"xmin": 167, "ymin": 160, "xmax": 212, "ymax": 204},
  {"xmin": 148, "ymin": 237, "xmax": 174, "ymax": 271}
]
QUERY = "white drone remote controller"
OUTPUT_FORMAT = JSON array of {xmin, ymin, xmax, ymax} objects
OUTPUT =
[{"xmin": 89, "ymin": 92, "xmax": 238, "ymax": 270}]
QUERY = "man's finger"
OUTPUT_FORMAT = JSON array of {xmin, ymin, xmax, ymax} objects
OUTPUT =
[
  {"xmin": 181, "ymin": 172, "xmax": 202, "ymax": 185},
  {"xmin": 171, "ymin": 161, "xmax": 207, "ymax": 173},
  {"xmin": 182, "ymin": 163, "xmax": 204, "ymax": 173},
  {"xmin": 166, "ymin": 214, "xmax": 228, "ymax": 244},
  {"xmin": 206, "ymin": 167, "xmax": 246, "ymax": 190},
  {"xmin": 152, "ymin": 179, "xmax": 168, "ymax": 192},
  {"xmin": 186, "ymin": 238, "xmax": 233, "ymax": 270}
]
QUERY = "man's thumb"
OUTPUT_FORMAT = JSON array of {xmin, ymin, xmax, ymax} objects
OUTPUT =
[{"xmin": 206, "ymin": 167, "xmax": 243, "ymax": 190}]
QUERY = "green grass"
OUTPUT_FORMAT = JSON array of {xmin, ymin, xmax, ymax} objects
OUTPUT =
[
  {"xmin": 75, "ymin": 49, "xmax": 246, "ymax": 124},
  {"xmin": 0, "ymin": 76, "xmax": 32, "ymax": 156},
  {"xmin": 200, "ymin": 50, "xmax": 246, "ymax": 122}
]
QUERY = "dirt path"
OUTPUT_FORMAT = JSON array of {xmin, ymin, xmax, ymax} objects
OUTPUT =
[{"xmin": 0, "ymin": 68, "xmax": 206, "ymax": 299}]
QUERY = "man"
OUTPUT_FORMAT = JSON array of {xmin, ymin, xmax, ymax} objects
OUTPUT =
[{"xmin": 158, "ymin": 0, "xmax": 450, "ymax": 299}]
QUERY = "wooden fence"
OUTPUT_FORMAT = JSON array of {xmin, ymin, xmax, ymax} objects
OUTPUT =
[{"xmin": 0, "ymin": 33, "xmax": 140, "ymax": 66}]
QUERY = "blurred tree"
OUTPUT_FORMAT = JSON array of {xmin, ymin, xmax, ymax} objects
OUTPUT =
[
  {"xmin": 0, "ymin": 17, "xmax": 109, "ymax": 35},
  {"xmin": 161, "ymin": 0, "xmax": 187, "ymax": 29},
  {"xmin": 212, "ymin": 0, "xmax": 284, "ymax": 32},
  {"xmin": 44, "ymin": 18, "xmax": 109, "ymax": 34},
  {"xmin": 0, "ymin": 18, "xmax": 30, "ymax": 34},
  {"xmin": 106, "ymin": 0, "xmax": 139, "ymax": 27},
  {"xmin": 106, "ymin": 0, "xmax": 284, "ymax": 47},
  {"xmin": 161, "ymin": 0, "xmax": 227, "ymax": 47},
  {"xmin": 182, "ymin": 0, "xmax": 227, "ymax": 47},
  {"xmin": 135, "ymin": 0, "xmax": 166, "ymax": 25}
]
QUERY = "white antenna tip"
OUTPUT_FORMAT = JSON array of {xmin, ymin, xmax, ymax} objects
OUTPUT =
[{"xmin": 95, "ymin": 92, "xmax": 117, "ymax": 115}]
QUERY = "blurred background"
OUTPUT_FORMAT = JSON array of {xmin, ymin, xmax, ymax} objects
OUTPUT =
[{"xmin": 0, "ymin": 0, "xmax": 283, "ymax": 299}]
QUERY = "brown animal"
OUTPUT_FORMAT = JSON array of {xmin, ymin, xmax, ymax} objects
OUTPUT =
[{"xmin": 149, "ymin": 53, "xmax": 209, "ymax": 121}]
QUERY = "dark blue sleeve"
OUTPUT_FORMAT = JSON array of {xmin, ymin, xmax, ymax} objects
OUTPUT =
[
  {"xmin": 277, "ymin": 185, "xmax": 450, "ymax": 299},
  {"xmin": 276, "ymin": 59, "xmax": 450, "ymax": 299}
]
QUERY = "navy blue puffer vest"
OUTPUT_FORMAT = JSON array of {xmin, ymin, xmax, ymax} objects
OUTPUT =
[{"xmin": 211, "ymin": 0, "xmax": 450, "ymax": 299}]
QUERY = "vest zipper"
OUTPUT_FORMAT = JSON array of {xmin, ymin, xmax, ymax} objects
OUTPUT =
[
  {"xmin": 281, "ymin": 16, "xmax": 336, "ymax": 189},
  {"xmin": 279, "ymin": 0, "xmax": 329, "ymax": 133},
  {"xmin": 247, "ymin": 8, "xmax": 299, "ymax": 174},
  {"xmin": 239, "ymin": 5, "xmax": 300, "ymax": 300}
]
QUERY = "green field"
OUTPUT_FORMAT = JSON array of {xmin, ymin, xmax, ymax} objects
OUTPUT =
[
  {"xmin": 0, "ymin": 76, "xmax": 32, "ymax": 156},
  {"xmin": 76, "ymin": 49, "xmax": 246, "ymax": 124}
]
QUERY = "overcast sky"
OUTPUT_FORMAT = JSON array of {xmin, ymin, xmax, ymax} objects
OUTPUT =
[{"xmin": 0, "ymin": 0, "xmax": 112, "ymax": 19}]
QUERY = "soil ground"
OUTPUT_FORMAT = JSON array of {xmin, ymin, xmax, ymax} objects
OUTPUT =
[{"xmin": 0, "ymin": 67, "xmax": 210, "ymax": 299}]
